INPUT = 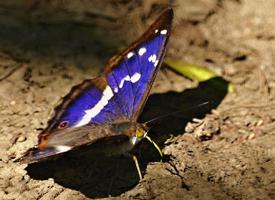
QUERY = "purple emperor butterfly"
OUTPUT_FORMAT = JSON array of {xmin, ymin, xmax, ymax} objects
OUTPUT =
[{"xmin": 19, "ymin": 8, "xmax": 173, "ymax": 178}]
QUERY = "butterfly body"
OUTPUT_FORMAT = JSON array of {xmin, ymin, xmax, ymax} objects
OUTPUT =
[{"xmin": 19, "ymin": 8, "xmax": 173, "ymax": 165}]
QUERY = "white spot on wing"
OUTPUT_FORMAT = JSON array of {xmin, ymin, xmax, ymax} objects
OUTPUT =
[
  {"xmin": 119, "ymin": 75, "xmax": 131, "ymax": 88},
  {"xmin": 114, "ymin": 72, "xmax": 141, "ymax": 92},
  {"xmin": 55, "ymin": 145, "xmax": 72, "ymax": 153},
  {"xmin": 148, "ymin": 54, "xmax": 159, "ymax": 67},
  {"xmin": 154, "ymin": 60, "xmax": 159, "ymax": 67},
  {"xmin": 127, "ymin": 52, "xmax": 134, "ymax": 59},
  {"xmin": 155, "ymin": 29, "xmax": 158, "ymax": 33},
  {"xmin": 74, "ymin": 86, "xmax": 114, "ymax": 127},
  {"xmin": 148, "ymin": 54, "xmax": 157, "ymax": 63},
  {"xmin": 138, "ymin": 47, "xmax": 146, "ymax": 56},
  {"xmin": 75, "ymin": 73, "xmax": 141, "ymax": 127},
  {"xmin": 131, "ymin": 72, "xmax": 141, "ymax": 83},
  {"xmin": 160, "ymin": 29, "xmax": 167, "ymax": 35}
]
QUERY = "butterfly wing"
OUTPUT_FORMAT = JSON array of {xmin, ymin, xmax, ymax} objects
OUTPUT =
[
  {"xmin": 45, "ymin": 8, "xmax": 173, "ymax": 128},
  {"xmin": 19, "ymin": 124, "xmax": 130, "ymax": 163},
  {"xmin": 104, "ymin": 8, "xmax": 173, "ymax": 121},
  {"xmin": 19, "ymin": 8, "xmax": 173, "ymax": 163}
]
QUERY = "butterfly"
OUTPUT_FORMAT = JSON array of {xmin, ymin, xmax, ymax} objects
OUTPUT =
[{"xmin": 19, "ymin": 8, "xmax": 173, "ymax": 179}]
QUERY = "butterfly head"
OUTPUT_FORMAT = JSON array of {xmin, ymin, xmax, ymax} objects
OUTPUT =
[{"xmin": 129, "ymin": 123, "xmax": 149, "ymax": 146}]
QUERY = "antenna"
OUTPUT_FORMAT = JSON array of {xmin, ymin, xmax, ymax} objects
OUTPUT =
[{"xmin": 143, "ymin": 101, "xmax": 211, "ymax": 127}]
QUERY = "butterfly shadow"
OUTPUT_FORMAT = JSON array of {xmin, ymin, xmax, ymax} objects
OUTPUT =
[{"xmin": 26, "ymin": 77, "xmax": 228, "ymax": 198}]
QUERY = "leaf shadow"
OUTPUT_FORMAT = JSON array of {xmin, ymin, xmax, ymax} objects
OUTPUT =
[{"xmin": 26, "ymin": 77, "xmax": 228, "ymax": 198}]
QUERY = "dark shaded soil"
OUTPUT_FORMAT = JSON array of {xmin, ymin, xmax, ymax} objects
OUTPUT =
[{"xmin": 0, "ymin": 0, "xmax": 275, "ymax": 199}]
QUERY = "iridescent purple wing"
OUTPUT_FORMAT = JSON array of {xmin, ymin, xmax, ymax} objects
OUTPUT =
[
  {"xmin": 46, "ymin": 77, "xmax": 124, "ymax": 128},
  {"xmin": 45, "ymin": 8, "xmax": 173, "ymax": 129},
  {"xmin": 104, "ymin": 8, "xmax": 173, "ymax": 121}
]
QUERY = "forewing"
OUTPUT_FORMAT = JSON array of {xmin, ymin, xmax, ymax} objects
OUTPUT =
[
  {"xmin": 46, "ymin": 77, "xmax": 123, "ymax": 128},
  {"xmin": 104, "ymin": 8, "xmax": 173, "ymax": 121}
]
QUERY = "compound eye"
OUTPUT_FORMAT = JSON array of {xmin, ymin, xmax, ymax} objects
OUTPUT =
[
  {"xmin": 136, "ymin": 127, "xmax": 145, "ymax": 139},
  {"xmin": 58, "ymin": 121, "xmax": 69, "ymax": 129}
]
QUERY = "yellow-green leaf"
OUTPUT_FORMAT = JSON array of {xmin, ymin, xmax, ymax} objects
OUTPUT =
[{"xmin": 164, "ymin": 60, "xmax": 234, "ymax": 92}]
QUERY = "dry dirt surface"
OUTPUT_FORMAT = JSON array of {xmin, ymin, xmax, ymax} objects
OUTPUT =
[{"xmin": 1, "ymin": 0, "xmax": 275, "ymax": 199}]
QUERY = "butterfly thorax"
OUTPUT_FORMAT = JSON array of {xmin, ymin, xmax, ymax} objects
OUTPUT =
[
  {"xmin": 110, "ymin": 121, "xmax": 148, "ymax": 138},
  {"xmin": 83, "ymin": 121, "xmax": 148, "ymax": 157},
  {"xmin": 85, "ymin": 121, "xmax": 149, "ymax": 154}
]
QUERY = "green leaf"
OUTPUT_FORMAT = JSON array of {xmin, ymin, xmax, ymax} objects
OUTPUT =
[{"xmin": 164, "ymin": 60, "xmax": 234, "ymax": 93}]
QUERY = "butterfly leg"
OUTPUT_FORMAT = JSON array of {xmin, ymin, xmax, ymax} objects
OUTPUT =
[
  {"xmin": 132, "ymin": 155, "xmax": 143, "ymax": 180},
  {"xmin": 145, "ymin": 135, "xmax": 163, "ymax": 158}
]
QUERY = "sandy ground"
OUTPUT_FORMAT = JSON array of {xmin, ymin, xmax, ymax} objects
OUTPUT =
[{"xmin": 0, "ymin": 0, "xmax": 275, "ymax": 199}]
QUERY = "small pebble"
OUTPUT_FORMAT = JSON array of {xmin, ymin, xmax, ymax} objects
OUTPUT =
[
  {"xmin": 256, "ymin": 119, "xmax": 263, "ymax": 126},
  {"xmin": 248, "ymin": 133, "xmax": 255, "ymax": 140},
  {"xmin": 16, "ymin": 135, "xmax": 26, "ymax": 142}
]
